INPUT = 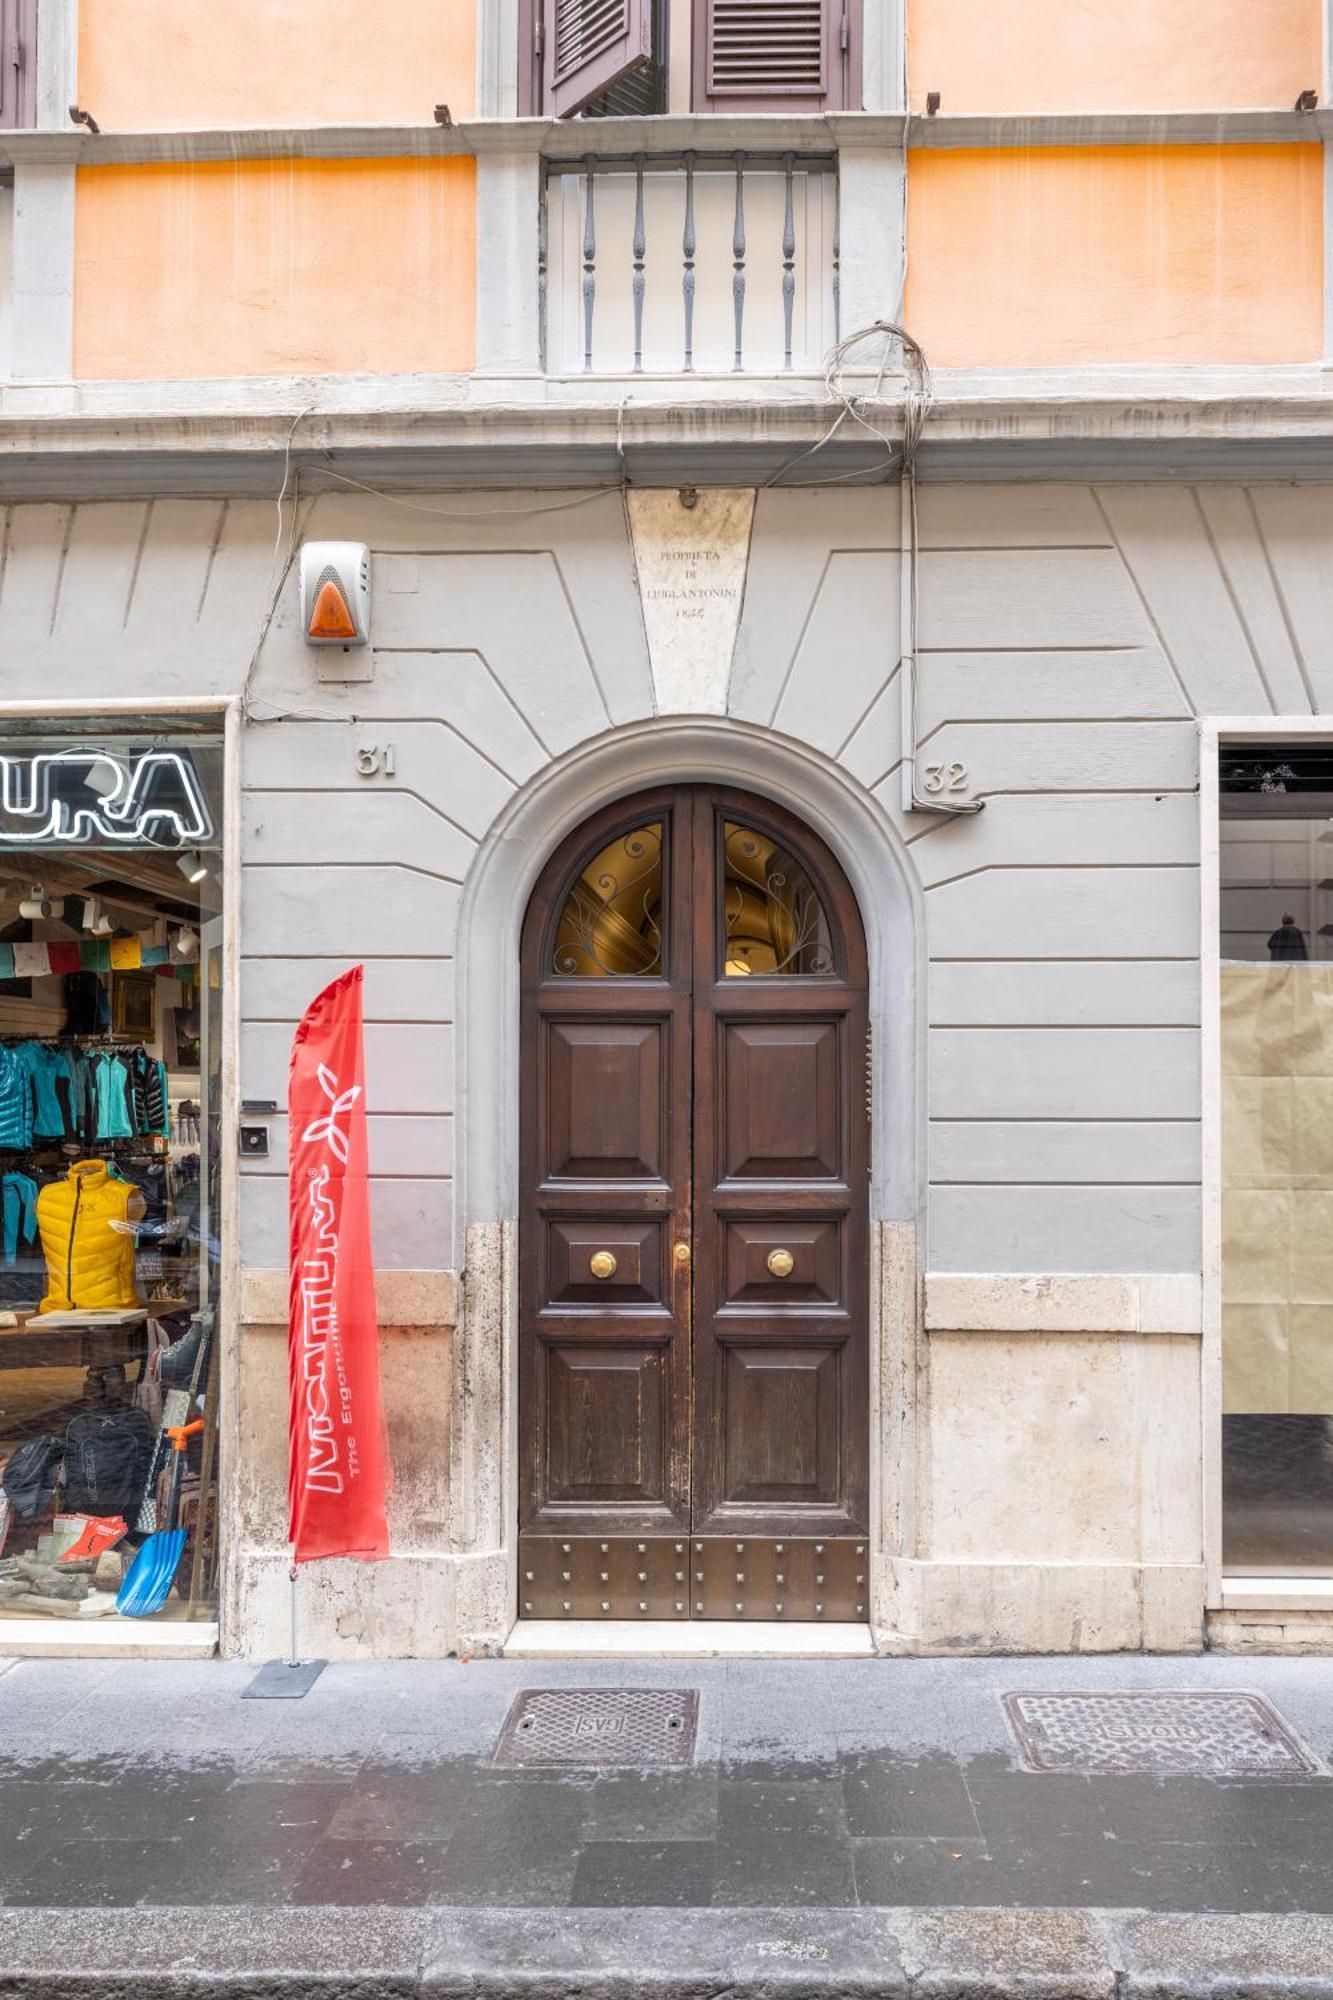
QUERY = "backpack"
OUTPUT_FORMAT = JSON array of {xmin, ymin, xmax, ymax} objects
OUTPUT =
[
  {"xmin": 2, "ymin": 1435, "xmax": 65, "ymax": 1520},
  {"xmin": 62, "ymin": 1409, "xmax": 154, "ymax": 1518}
]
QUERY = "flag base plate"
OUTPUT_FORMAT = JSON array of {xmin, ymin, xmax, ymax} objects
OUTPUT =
[{"xmin": 242, "ymin": 1659, "xmax": 328, "ymax": 1699}]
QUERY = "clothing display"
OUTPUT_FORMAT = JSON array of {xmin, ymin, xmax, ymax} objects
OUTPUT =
[
  {"xmin": 93, "ymin": 1054, "xmax": 135, "ymax": 1141},
  {"xmin": 62, "ymin": 971, "xmax": 110, "ymax": 1036},
  {"xmin": 2, "ymin": 1172, "xmax": 37, "ymax": 1262},
  {"xmin": 0, "ymin": 1040, "xmax": 167, "ymax": 1151},
  {"xmin": 36, "ymin": 1161, "xmax": 143, "ymax": 1315},
  {"xmin": 0, "ymin": 1046, "xmax": 33, "ymax": 1149},
  {"xmin": 128, "ymin": 1049, "xmax": 169, "ymax": 1139},
  {"xmin": 0, "ymin": 725, "xmax": 223, "ymax": 1635},
  {"xmin": 20, "ymin": 1044, "xmax": 76, "ymax": 1140}
]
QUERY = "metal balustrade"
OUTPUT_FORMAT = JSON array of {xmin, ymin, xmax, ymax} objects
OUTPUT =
[{"xmin": 542, "ymin": 151, "xmax": 838, "ymax": 376}]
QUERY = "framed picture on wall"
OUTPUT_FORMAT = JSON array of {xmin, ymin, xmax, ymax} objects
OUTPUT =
[
  {"xmin": 162, "ymin": 995, "xmax": 200, "ymax": 1072},
  {"xmin": 112, "ymin": 971, "xmax": 156, "ymax": 1039}
]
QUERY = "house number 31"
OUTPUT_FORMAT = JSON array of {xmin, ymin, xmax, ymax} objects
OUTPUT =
[
  {"xmin": 922, "ymin": 761, "xmax": 970, "ymax": 795},
  {"xmin": 357, "ymin": 744, "xmax": 397, "ymax": 778}
]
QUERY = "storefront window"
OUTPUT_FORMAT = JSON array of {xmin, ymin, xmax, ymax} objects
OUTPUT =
[
  {"xmin": 1220, "ymin": 741, "xmax": 1333, "ymax": 1573},
  {"xmin": 0, "ymin": 720, "xmax": 224, "ymax": 1628}
]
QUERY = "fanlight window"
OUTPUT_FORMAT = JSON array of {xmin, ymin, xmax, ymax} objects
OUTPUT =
[
  {"xmin": 722, "ymin": 820, "xmax": 833, "ymax": 976},
  {"xmin": 552, "ymin": 821, "xmax": 664, "ymax": 976}
]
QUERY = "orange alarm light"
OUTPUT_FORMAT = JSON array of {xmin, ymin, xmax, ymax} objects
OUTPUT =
[{"xmin": 308, "ymin": 577, "xmax": 358, "ymax": 642}]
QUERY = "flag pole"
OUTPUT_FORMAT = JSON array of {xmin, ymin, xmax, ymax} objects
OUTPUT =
[{"xmin": 243, "ymin": 1552, "xmax": 324, "ymax": 1698}]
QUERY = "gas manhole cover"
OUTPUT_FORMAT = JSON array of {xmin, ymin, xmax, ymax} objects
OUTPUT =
[
  {"xmin": 1002, "ymin": 1690, "xmax": 1324, "ymax": 1779},
  {"xmin": 493, "ymin": 1687, "xmax": 699, "ymax": 1768}
]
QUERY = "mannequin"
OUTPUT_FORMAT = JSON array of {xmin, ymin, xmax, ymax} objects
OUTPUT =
[{"xmin": 36, "ymin": 1159, "xmax": 144, "ymax": 1314}]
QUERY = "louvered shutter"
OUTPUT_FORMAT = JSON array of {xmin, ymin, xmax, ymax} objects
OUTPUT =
[
  {"xmin": 693, "ymin": 0, "xmax": 852, "ymax": 110},
  {"xmin": 0, "ymin": 0, "xmax": 35, "ymax": 129},
  {"xmin": 543, "ymin": 0, "xmax": 654, "ymax": 117}
]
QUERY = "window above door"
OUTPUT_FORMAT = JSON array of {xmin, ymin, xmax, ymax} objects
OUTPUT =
[{"xmin": 521, "ymin": 0, "xmax": 859, "ymax": 116}]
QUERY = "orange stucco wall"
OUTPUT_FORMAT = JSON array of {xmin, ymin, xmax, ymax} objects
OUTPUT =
[
  {"xmin": 906, "ymin": 0, "xmax": 1320, "ymax": 113},
  {"xmin": 906, "ymin": 146, "xmax": 1323, "ymax": 368},
  {"xmin": 73, "ymin": 159, "xmax": 476, "ymax": 380},
  {"xmin": 78, "ymin": 0, "xmax": 475, "ymax": 128}
]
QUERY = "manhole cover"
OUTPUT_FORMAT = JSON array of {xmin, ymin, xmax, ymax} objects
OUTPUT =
[
  {"xmin": 1002, "ymin": 1690, "xmax": 1324, "ymax": 1779},
  {"xmin": 493, "ymin": 1687, "xmax": 699, "ymax": 1768}
]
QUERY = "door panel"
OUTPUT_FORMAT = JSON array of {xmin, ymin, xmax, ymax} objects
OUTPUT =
[
  {"xmin": 721, "ymin": 1218, "xmax": 845, "ymax": 1307},
  {"xmin": 691, "ymin": 791, "xmax": 868, "ymax": 1558},
  {"xmin": 721, "ymin": 1342, "xmax": 843, "ymax": 1504},
  {"xmin": 543, "ymin": 1344, "xmax": 672, "ymax": 1506},
  {"xmin": 520, "ymin": 792, "xmax": 692, "ymax": 1547},
  {"xmin": 542, "ymin": 1018, "xmax": 669, "ymax": 1180},
  {"xmin": 717, "ymin": 1018, "xmax": 845, "ymax": 1179},
  {"xmin": 542, "ymin": 1217, "xmax": 668, "ymax": 1306},
  {"xmin": 519, "ymin": 785, "xmax": 869, "ymax": 1620}
]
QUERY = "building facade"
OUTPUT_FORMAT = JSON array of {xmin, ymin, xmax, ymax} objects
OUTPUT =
[{"xmin": 0, "ymin": 0, "xmax": 1329, "ymax": 1657}]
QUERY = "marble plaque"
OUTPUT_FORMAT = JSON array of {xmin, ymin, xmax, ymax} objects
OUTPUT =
[{"xmin": 628, "ymin": 488, "xmax": 755, "ymax": 715}]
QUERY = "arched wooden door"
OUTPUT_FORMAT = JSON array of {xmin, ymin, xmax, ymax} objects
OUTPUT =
[{"xmin": 519, "ymin": 785, "xmax": 870, "ymax": 1622}]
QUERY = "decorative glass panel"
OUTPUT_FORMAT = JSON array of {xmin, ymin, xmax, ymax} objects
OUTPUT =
[
  {"xmin": 553, "ymin": 822, "xmax": 664, "ymax": 976},
  {"xmin": 722, "ymin": 821, "xmax": 833, "ymax": 976}
]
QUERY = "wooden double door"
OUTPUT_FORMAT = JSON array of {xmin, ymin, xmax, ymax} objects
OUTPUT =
[{"xmin": 519, "ymin": 785, "xmax": 870, "ymax": 1622}]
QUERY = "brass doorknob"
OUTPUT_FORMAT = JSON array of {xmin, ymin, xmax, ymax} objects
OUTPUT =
[
  {"xmin": 589, "ymin": 1250, "xmax": 618, "ymax": 1280},
  {"xmin": 673, "ymin": 1242, "xmax": 691, "ymax": 1265},
  {"xmin": 767, "ymin": 1248, "xmax": 795, "ymax": 1279}
]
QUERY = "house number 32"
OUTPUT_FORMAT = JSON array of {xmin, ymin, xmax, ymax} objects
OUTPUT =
[
  {"xmin": 356, "ymin": 744, "xmax": 397, "ymax": 778},
  {"xmin": 922, "ymin": 761, "xmax": 970, "ymax": 796}
]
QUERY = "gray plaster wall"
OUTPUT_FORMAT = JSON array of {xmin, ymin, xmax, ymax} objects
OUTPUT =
[{"xmin": 0, "ymin": 481, "xmax": 1326, "ymax": 1278}]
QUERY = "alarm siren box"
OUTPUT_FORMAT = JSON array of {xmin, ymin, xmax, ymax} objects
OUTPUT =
[{"xmin": 300, "ymin": 541, "xmax": 371, "ymax": 647}]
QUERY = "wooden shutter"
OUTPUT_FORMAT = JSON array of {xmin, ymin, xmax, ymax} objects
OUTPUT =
[
  {"xmin": 693, "ymin": 0, "xmax": 852, "ymax": 110},
  {"xmin": 0, "ymin": 0, "xmax": 36, "ymax": 129},
  {"xmin": 542, "ymin": 0, "xmax": 654, "ymax": 117}
]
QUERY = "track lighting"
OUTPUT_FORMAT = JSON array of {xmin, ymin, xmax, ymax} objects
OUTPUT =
[
  {"xmin": 19, "ymin": 885, "xmax": 52, "ymax": 920},
  {"xmin": 173, "ymin": 926, "xmax": 199, "ymax": 961},
  {"xmin": 177, "ymin": 851, "xmax": 208, "ymax": 885}
]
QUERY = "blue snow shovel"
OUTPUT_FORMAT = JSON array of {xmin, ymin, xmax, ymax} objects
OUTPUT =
[{"xmin": 117, "ymin": 1419, "xmax": 204, "ymax": 1618}]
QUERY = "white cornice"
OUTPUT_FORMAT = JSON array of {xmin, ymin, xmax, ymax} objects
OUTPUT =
[
  {"xmin": 0, "ymin": 106, "xmax": 1326, "ymax": 170},
  {"xmin": 0, "ymin": 366, "xmax": 1331, "ymax": 494}
]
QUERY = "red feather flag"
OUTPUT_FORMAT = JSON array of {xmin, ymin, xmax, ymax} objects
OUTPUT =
[{"xmin": 287, "ymin": 965, "xmax": 389, "ymax": 1562}]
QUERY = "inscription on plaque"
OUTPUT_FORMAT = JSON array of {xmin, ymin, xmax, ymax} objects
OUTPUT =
[{"xmin": 628, "ymin": 488, "xmax": 756, "ymax": 715}]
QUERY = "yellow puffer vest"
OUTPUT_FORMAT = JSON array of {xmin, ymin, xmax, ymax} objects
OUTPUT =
[{"xmin": 37, "ymin": 1161, "xmax": 139, "ymax": 1314}]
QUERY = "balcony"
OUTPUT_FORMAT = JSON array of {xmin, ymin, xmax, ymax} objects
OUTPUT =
[{"xmin": 542, "ymin": 150, "xmax": 838, "ymax": 375}]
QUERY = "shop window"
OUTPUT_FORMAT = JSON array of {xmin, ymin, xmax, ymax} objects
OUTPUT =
[
  {"xmin": 1219, "ymin": 741, "xmax": 1333, "ymax": 1574},
  {"xmin": 0, "ymin": 723, "xmax": 225, "ymax": 1635}
]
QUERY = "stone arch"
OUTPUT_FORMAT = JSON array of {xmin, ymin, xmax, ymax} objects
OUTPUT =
[{"xmin": 449, "ymin": 716, "xmax": 924, "ymax": 1647}]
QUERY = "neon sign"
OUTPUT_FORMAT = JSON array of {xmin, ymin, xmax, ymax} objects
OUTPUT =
[{"xmin": 0, "ymin": 751, "xmax": 213, "ymax": 847}]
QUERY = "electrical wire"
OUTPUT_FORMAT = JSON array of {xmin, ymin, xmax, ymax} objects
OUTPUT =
[
  {"xmin": 235, "ymin": 334, "xmax": 953, "ymax": 781},
  {"xmin": 307, "ymin": 468, "xmax": 625, "ymax": 521},
  {"xmin": 890, "ymin": 325, "xmax": 983, "ymax": 817},
  {"xmin": 762, "ymin": 320, "xmax": 929, "ymax": 490},
  {"xmin": 240, "ymin": 409, "xmax": 327, "ymax": 727},
  {"xmin": 237, "ymin": 415, "xmax": 632, "ymax": 728}
]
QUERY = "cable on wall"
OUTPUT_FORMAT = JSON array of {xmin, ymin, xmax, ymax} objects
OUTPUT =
[
  {"xmin": 885, "ymin": 320, "xmax": 982, "ymax": 817},
  {"xmin": 767, "ymin": 318, "xmax": 982, "ymax": 815}
]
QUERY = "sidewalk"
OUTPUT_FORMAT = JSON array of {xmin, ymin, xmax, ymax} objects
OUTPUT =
[{"xmin": 2, "ymin": 1648, "xmax": 1333, "ymax": 1995}]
